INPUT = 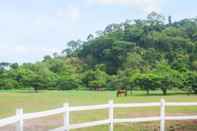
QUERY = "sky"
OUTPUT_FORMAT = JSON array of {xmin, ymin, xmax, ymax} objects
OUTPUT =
[{"xmin": 0, "ymin": 0, "xmax": 196, "ymax": 63}]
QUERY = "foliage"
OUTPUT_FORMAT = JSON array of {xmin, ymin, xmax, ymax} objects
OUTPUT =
[
  {"xmin": 0, "ymin": 12, "xmax": 197, "ymax": 94},
  {"xmin": 82, "ymin": 67, "xmax": 109, "ymax": 90}
]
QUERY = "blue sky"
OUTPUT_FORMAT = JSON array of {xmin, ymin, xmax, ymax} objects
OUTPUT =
[{"xmin": 0, "ymin": 0, "xmax": 196, "ymax": 63}]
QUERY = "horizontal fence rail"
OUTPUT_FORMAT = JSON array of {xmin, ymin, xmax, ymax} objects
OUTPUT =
[
  {"xmin": 0, "ymin": 99, "xmax": 197, "ymax": 131},
  {"xmin": 24, "ymin": 108, "xmax": 65, "ymax": 120},
  {"xmin": 70, "ymin": 104, "xmax": 109, "ymax": 112}
]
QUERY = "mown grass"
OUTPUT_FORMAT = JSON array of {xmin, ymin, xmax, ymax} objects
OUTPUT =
[{"xmin": 0, "ymin": 90, "xmax": 197, "ymax": 130}]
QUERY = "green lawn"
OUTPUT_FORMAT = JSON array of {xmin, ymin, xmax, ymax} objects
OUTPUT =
[{"xmin": 0, "ymin": 90, "xmax": 197, "ymax": 131}]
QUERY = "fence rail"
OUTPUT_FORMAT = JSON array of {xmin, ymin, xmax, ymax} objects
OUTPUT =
[{"xmin": 1, "ymin": 99, "xmax": 197, "ymax": 131}]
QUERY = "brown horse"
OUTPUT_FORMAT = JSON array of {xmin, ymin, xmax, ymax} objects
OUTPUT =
[{"xmin": 116, "ymin": 89, "xmax": 127, "ymax": 97}]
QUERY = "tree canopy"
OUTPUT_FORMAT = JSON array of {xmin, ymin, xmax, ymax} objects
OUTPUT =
[{"xmin": 1, "ymin": 12, "xmax": 197, "ymax": 94}]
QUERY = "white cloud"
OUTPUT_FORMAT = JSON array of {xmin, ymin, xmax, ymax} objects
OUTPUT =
[
  {"xmin": 0, "ymin": 44, "xmax": 61, "ymax": 63},
  {"xmin": 0, "ymin": 45, "xmax": 60, "ymax": 56},
  {"xmin": 56, "ymin": 5, "xmax": 81, "ymax": 22},
  {"xmin": 90, "ymin": 0, "xmax": 161, "ymax": 13},
  {"xmin": 0, "ymin": 3, "xmax": 82, "ymax": 63}
]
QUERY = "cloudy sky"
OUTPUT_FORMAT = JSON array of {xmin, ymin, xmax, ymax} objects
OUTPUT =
[{"xmin": 0, "ymin": 0, "xmax": 196, "ymax": 63}]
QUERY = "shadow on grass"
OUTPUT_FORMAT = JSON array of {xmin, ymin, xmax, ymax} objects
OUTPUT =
[
  {"xmin": 0, "ymin": 89, "xmax": 196, "ymax": 97},
  {"xmin": 127, "ymin": 91, "xmax": 195, "ymax": 96},
  {"xmin": 0, "ymin": 89, "xmax": 40, "ymax": 93}
]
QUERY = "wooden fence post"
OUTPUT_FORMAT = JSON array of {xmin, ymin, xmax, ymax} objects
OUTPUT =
[
  {"xmin": 16, "ymin": 108, "xmax": 23, "ymax": 131},
  {"xmin": 109, "ymin": 100, "xmax": 114, "ymax": 131},
  {"xmin": 160, "ymin": 99, "xmax": 165, "ymax": 131},
  {"xmin": 64, "ymin": 103, "xmax": 70, "ymax": 131}
]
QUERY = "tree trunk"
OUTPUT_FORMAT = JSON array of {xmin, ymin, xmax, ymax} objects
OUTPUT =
[
  {"xmin": 146, "ymin": 89, "xmax": 150, "ymax": 95},
  {"xmin": 130, "ymin": 89, "xmax": 133, "ymax": 95},
  {"xmin": 34, "ymin": 87, "xmax": 38, "ymax": 93},
  {"xmin": 162, "ymin": 89, "xmax": 167, "ymax": 95},
  {"xmin": 194, "ymin": 90, "xmax": 197, "ymax": 94}
]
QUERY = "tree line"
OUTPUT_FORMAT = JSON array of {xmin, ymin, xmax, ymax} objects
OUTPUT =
[{"xmin": 0, "ymin": 12, "xmax": 197, "ymax": 95}]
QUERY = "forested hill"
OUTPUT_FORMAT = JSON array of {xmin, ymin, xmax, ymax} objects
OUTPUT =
[{"xmin": 0, "ymin": 12, "xmax": 197, "ymax": 95}]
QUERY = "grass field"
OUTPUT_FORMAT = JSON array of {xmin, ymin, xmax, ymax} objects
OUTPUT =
[{"xmin": 1, "ymin": 90, "xmax": 197, "ymax": 131}]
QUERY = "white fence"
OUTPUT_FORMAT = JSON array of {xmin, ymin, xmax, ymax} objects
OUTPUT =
[{"xmin": 1, "ymin": 99, "xmax": 197, "ymax": 131}]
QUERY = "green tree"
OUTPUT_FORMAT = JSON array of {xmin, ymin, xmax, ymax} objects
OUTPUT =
[
  {"xmin": 135, "ymin": 72, "xmax": 158, "ymax": 95},
  {"xmin": 184, "ymin": 71, "xmax": 197, "ymax": 94},
  {"xmin": 154, "ymin": 62, "xmax": 183, "ymax": 95},
  {"xmin": 82, "ymin": 68, "xmax": 109, "ymax": 90}
]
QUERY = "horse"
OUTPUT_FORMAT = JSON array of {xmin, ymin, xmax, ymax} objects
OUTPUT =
[{"xmin": 116, "ymin": 89, "xmax": 127, "ymax": 97}]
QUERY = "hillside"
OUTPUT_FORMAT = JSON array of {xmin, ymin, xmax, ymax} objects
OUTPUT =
[{"xmin": 0, "ymin": 12, "xmax": 197, "ymax": 95}]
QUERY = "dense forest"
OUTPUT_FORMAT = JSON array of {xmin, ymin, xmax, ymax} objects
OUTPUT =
[{"xmin": 0, "ymin": 12, "xmax": 197, "ymax": 95}]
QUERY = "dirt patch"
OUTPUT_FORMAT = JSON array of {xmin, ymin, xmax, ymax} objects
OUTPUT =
[
  {"xmin": 0, "ymin": 115, "xmax": 63, "ymax": 131},
  {"xmin": 1, "ymin": 113, "xmax": 197, "ymax": 131}
]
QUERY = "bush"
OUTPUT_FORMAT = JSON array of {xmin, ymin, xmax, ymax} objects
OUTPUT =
[
  {"xmin": 0, "ymin": 79, "xmax": 19, "ymax": 90},
  {"xmin": 56, "ymin": 80, "xmax": 79, "ymax": 90}
]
